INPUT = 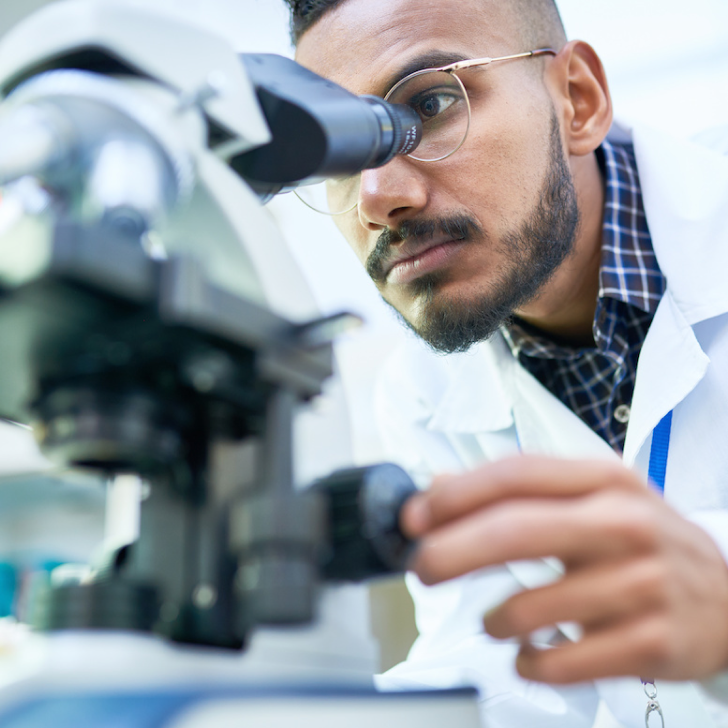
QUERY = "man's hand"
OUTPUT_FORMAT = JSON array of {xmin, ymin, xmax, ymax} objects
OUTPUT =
[{"xmin": 401, "ymin": 455, "xmax": 728, "ymax": 684}]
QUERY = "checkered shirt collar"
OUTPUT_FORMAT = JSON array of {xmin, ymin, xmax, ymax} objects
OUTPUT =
[{"xmin": 598, "ymin": 140, "xmax": 664, "ymax": 315}]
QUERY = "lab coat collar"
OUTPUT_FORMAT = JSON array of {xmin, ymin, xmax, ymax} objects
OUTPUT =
[{"xmin": 426, "ymin": 334, "xmax": 514, "ymax": 433}]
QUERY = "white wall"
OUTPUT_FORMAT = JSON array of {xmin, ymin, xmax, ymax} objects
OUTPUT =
[{"xmin": 558, "ymin": 0, "xmax": 728, "ymax": 139}]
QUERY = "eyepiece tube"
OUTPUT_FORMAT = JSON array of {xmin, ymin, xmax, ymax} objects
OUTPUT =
[
  {"xmin": 231, "ymin": 54, "xmax": 422, "ymax": 200},
  {"xmin": 360, "ymin": 96, "xmax": 421, "ymax": 167}
]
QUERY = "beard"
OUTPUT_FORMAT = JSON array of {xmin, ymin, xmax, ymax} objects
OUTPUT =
[{"xmin": 365, "ymin": 113, "xmax": 580, "ymax": 354}]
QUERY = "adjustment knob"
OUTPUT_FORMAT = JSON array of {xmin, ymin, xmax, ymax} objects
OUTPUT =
[{"xmin": 314, "ymin": 463, "xmax": 417, "ymax": 582}]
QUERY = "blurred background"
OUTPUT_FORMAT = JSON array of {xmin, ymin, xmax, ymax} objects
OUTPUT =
[{"xmin": 0, "ymin": 0, "xmax": 726, "ymax": 671}]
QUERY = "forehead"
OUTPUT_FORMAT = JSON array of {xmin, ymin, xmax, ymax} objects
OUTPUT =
[{"xmin": 295, "ymin": 0, "xmax": 516, "ymax": 96}]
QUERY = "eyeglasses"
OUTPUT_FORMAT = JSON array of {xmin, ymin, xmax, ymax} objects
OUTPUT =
[{"xmin": 295, "ymin": 48, "xmax": 556, "ymax": 215}]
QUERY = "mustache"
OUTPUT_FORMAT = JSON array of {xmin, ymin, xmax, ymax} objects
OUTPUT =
[{"xmin": 365, "ymin": 214, "xmax": 482, "ymax": 283}]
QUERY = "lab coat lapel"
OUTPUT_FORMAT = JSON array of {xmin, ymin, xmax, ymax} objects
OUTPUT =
[
  {"xmin": 507, "ymin": 358, "xmax": 615, "ymax": 641},
  {"xmin": 623, "ymin": 292, "xmax": 709, "ymax": 468},
  {"xmin": 426, "ymin": 333, "xmax": 618, "ymax": 459},
  {"xmin": 422, "ymin": 337, "xmax": 518, "ymax": 467},
  {"xmin": 509, "ymin": 359, "xmax": 617, "ymax": 460},
  {"xmin": 425, "ymin": 334, "xmax": 617, "ymax": 598},
  {"xmin": 425, "ymin": 335, "xmax": 514, "ymax": 435}
]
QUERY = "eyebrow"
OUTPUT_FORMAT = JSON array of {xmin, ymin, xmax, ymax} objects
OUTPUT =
[{"xmin": 379, "ymin": 50, "xmax": 469, "ymax": 96}]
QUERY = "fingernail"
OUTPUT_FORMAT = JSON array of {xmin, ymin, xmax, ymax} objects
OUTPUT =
[{"xmin": 402, "ymin": 494, "xmax": 431, "ymax": 536}]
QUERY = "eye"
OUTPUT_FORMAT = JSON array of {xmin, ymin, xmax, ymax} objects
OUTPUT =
[
  {"xmin": 386, "ymin": 71, "xmax": 466, "ymax": 129},
  {"xmin": 410, "ymin": 88, "xmax": 460, "ymax": 121}
]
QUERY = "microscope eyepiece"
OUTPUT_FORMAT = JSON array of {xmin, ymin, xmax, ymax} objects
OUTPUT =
[
  {"xmin": 359, "ymin": 95, "xmax": 421, "ymax": 165},
  {"xmin": 231, "ymin": 54, "xmax": 422, "ymax": 200}
]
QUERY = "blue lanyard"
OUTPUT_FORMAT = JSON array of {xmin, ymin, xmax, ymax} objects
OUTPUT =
[
  {"xmin": 641, "ymin": 410, "xmax": 673, "ymax": 727},
  {"xmin": 647, "ymin": 410, "xmax": 673, "ymax": 494}
]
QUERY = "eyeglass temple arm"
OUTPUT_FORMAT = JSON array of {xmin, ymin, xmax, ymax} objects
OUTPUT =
[{"xmin": 446, "ymin": 48, "xmax": 557, "ymax": 73}]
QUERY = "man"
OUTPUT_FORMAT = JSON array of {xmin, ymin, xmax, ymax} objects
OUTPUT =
[{"xmin": 285, "ymin": 0, "xmax": 728, "ymax": 725}]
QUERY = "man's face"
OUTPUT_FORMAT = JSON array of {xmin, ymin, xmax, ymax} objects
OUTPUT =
[{"xmin": 296, "ymin": 0, "xmax": 580, "ymax": 352}]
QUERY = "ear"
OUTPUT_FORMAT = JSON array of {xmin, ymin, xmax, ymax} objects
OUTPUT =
[{"xmin": 546, "ymin": 40, "xmax": 613, "ymax": 156}]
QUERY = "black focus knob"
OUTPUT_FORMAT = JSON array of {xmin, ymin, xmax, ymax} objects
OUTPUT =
[{"xmin": 313, "ymin": 463, "xmax": 418, "ymax": 582}]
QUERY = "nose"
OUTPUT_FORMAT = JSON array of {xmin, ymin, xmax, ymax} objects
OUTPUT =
[{"xmin": 356, "ymin": 156, "xmax": 429, "ymax": 231}]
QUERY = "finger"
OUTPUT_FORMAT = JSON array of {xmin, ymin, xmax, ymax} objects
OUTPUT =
[
  {"xmin": 416, "ymin": 456, "xmax": 648, "ymax": 532},
  {"xmin": 400, "ymin": 492, "xmax": 434, "ymax": 538},
  {"xmin": 484, "ymin": 557, "xmax": 665, "ymax": 640},
  {"xmin": 411, "ymin": 491, "xmax": 661, "ymax": 584},
  {"xmin": 515, "ymin": 615, "xmax": 675, "ymax": 683}
]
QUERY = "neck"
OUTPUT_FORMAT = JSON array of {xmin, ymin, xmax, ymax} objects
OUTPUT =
[{"xmin": 515, "ymin": 151, "xmax": 605, "ymax": 348}]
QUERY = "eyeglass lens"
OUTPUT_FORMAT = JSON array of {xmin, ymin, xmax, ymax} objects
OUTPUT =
[
  {"xmin": 295, "ymin": 176, "xmax": 360, "ymax": 216},
  {"xmin": 296, "ymin": 70, "xmax": 470, "ymax": 215},
  {"xmin": 386, "ymin": 71, "xmax": 469, "ymax": 162}
]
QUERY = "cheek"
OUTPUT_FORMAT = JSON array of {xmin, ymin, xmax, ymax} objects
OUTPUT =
[
  {"xmin": 459, "ymin": 75, "xmax": 554, "ymax": 203},
  {"xmin": 457, "ymin": 108, "xmax": 552, "ymax": 223}
]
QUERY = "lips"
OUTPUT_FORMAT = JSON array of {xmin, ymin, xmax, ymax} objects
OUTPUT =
[{"xmin": 384, "ymin": 236, "xmax": 467, "ymax": 284}]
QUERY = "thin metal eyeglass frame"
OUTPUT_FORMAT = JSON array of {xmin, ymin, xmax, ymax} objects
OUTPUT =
[
  {"xmin": 297, "ymin": 47, "xmax": 556, "ymax": 216},
  {"xmin": 385, "ymin": 48, "xmax": 556, "ymax": 162}
]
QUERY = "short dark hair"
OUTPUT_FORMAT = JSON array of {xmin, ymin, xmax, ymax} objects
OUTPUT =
[
  {"xmin": 283, "ymin": 0, "xmax": 567, "ymax": 48},
  {"xmin": 283, "ymin": 0, "xmax": 340, "ymax": 45}
]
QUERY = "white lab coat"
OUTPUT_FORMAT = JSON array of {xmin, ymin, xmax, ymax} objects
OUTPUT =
[{"xmin": 373, "ymin": 122, "xmax": 728, "ymax": 728}]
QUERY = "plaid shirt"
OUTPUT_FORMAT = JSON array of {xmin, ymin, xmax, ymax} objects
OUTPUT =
[{"xmin": 502, "ymin": 140, "xmax": 665, "ymax": 452}]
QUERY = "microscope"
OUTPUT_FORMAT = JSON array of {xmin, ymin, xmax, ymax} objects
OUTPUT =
[{"xmin": 0, "ymin": 2, "xmax": 481, "ymax": 726}]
